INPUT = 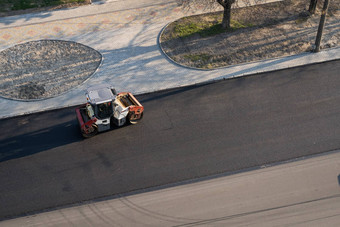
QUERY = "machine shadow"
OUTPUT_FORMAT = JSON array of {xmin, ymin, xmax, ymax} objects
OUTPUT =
[{"xmin": 0, "ymin": 119, "xmax": 83, "ymax": 162}]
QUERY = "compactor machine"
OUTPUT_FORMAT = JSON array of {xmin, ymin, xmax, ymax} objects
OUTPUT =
[{"xmin": 76, "ymin": 84, "xmax": 144, "ymax": 137}]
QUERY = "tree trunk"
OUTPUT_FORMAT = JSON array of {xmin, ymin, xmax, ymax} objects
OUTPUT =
[
  {"xmin": 314, "ymin": 0, "xmax": 330, "ymax": 52},
  {"xmin": 309, "ymin": 0, "xmax": 318, "ymax": 14},
  {"xmin": 219, "ymin": 0, "xmax": 234, "ymax": 30}
]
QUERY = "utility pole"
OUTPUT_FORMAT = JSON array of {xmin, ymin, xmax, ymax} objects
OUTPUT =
[{"xmin": 314, "ymin": 0, "xmax": 330, "ymax": 52}]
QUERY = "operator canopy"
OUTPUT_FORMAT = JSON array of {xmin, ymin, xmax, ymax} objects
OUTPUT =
[{"xmin": 86, "ymin": 84, "xmax": 116, "ymax": 104}]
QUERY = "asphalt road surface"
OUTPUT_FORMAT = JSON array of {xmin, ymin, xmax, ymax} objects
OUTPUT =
[
  {"xmin": 2, "ymin": 151, "xmax": 340, "ymax": 226},
  {"xmin": 0, "ymin": 60, "xmax": 340, "ymax": 220}
]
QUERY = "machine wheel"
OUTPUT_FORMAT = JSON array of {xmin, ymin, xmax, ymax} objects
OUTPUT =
[
  {"xmin": 128, "ymin": 112, "xmax": 143, "ymax": 125},
  {"xmin": 82, "ymin": 124, "xmax": 98, "ymax": 138}
]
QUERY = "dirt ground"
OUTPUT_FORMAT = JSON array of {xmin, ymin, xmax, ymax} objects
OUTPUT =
[{"xmin": 160, "ymin": 0, "xmax": 340, "ymax": 69}]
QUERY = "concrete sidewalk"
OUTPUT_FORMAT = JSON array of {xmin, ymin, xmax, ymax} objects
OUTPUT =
[{"xmin": 0, "ymin": 0, "xmax": 339, "ymax": 119}]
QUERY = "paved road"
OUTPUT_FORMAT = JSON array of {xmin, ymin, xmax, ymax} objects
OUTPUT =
[
  {"xmin": 2, "ymin": 151, "xmax": 340, "ymax": 226},
  {"xmin": 1, "ymin": 60, "xmax": 340, "ymax": 220}
]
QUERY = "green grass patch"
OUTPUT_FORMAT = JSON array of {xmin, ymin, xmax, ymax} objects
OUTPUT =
[
  {"xmin": 173, "ymin": 22, "xmax": 202, "ymax": 38},
  {"xmin": 199, "ymin": 24, "xmax": 225, "ymax": 37},
  {"xmin": 173, "ymin": 20, "xmax": 224, "ymax": 38},
  {"xmin": 230, "ymin": 20, "xmax": 254, "ymax": 30},
  {"xmin": 171, "ymin": 16, "xmax": 254, "ymax": 40},
  {"xmin": 295, "ymin": 17, "xmax": 308, "ymax": 24},
  {"xmin": 184, "ymin": 53, "xmax": 211, "ymax": 62}
]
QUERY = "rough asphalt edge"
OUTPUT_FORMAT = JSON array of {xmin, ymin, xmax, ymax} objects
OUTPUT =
[
  {"xmin": 2, "ymin": 147, "xmax": 339, "ymax": 222},
  {"xmin": 0, "ymin": 39, "xmax": 104, "ymax": 102},
  {"xmin": 0, "ymin": 34, "xmax": 339, "ymax": 119}
]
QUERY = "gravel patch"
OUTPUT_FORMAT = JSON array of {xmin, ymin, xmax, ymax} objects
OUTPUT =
[{"xmin": 0, "ymin": 40, "xmax": 102, "ymax": 100}]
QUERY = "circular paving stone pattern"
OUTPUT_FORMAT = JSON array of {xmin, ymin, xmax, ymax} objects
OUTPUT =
[{"xmin": 0, "ymin": 40, "xmax": 102, "ymax": 100}]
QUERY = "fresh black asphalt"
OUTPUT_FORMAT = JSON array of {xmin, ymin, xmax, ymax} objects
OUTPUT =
[{"xmin": 0, "ymin": 60, "xmax": 339, "ymax": 220}]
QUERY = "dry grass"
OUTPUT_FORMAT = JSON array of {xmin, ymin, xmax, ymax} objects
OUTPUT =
[{"xmin": 160, "ymin": 0, "xmax": 340, "ymax": 69}]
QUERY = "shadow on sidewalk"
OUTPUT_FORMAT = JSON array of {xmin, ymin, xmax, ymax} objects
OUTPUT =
[
  {"xmin": 0, "ymin": 11, "xmax": 52, "ymax": 26},
  {"xmin": 0, "ymin": 2, "xmax": 92, "ymax": 26}
]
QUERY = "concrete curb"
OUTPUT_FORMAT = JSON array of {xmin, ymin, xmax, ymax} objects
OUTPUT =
[
  {"xmin": 0, "ymin": 0, "xmax": 339, "ymax": 120},
  {"xmin": 158, "ymin": 23, "xmax": 211, "ymax": 72},
  {"xmin": 158, "ymin": 22, "xmax": 340, "ymax": 72},
  {"xmin": 1, "ymin": 56, "xmax": 339, "ymax": 120}
]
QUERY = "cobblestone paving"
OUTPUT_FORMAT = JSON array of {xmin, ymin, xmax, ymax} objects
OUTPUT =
[
  {"xmin": 0, "ymin": 3, "xmax": 202, "ymax": 48},
  {"xmin": 0, "ymin": 1, "xmax": 206, "ymax": 100}
]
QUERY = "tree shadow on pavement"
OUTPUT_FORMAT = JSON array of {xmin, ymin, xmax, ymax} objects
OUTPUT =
[
  {"xmin": 0, "ymin": 1, "xmax": 91, "ymax": 26},
  {"xmin": 0, "ymin": 11, "xmax": 53, "ymax": 25}
]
